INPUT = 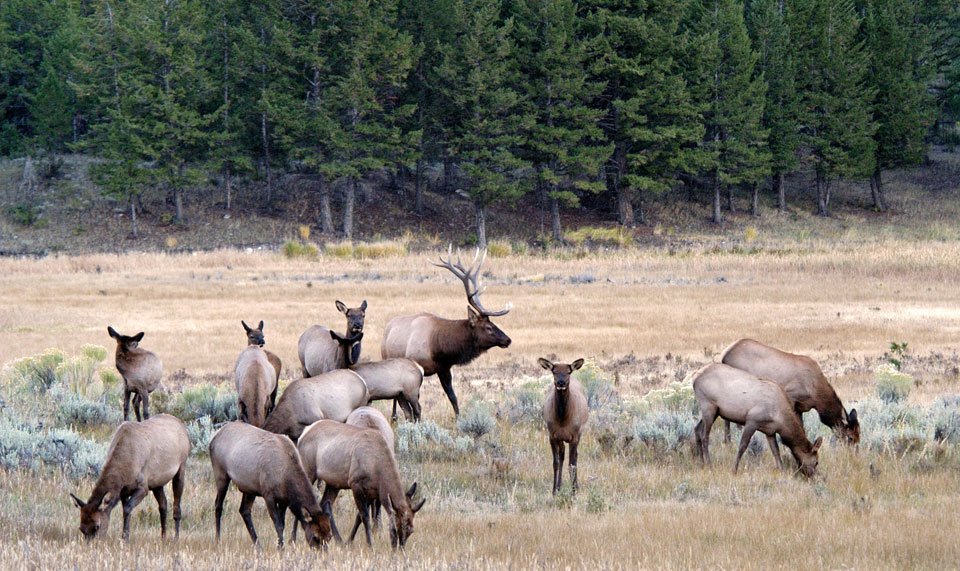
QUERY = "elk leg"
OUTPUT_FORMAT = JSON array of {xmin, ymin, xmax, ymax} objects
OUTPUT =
[
  {"xmin": 570, "ymin": 437, "xmax": 580, "ymax": 495},
  {"xmin": 550, "ymin": 438, "xmax": 561, "ymax": 494},
  {"xmin": 121, "ymin": 486, "xmax": 148, "ymax": 540},
  {"xmin": 766, "ymin": 434, "xmax": 783, "ymax": 470},
  {"xmin": 238, "ymin": 492, "xmax": 259, "ymax": 545},
  {"xmin": 698, "ymin": 405, "xmax": 719, "ymax": 466},
  {"xmin": 437, "ymin": 369, "xmax": 459, "ymax": 417},
  {"xmin": 734, "ymin": 422, "xmax": 759, "ymax": 475},
  {"xmin": 557, "ymin": 441, "xmax": 566, "ymax": 491},
  {"xmin": 348, "ymin": 511, "xmax": 363, "ymax": 543},
  {"xmin": 353, "ymin": 495, "xmax": 373, "ymax": 546},
  {"xmin": 265, "ymin": 497, "xmax": 287, "ymax": 548},
  {"xmin": 171, "ymin": 465, "xmax": 184, "ymax": 538},
  {"xmin": 214, "ymin": 477, "xmax": 230, "ymax": 541},
  {"xmin": 372, "ymin": 499, "xmax": 382, "ymax": 529},
  {"xmin": 132, "ymin": 392, "xmax": 142, "ymax": 422},
  {"xmin": 152, "ymin": 487, "xmax": 168, "ymax": 538},
  {"xmin": 724, "ymin": 419, "xmax": 732, "ymax": 445},
  {"xmin": 123, "ymin": 386, "xmax": 132, "ymax": 421},
  {"xmin": 398, "ymin": 398, "xmax": 414, "ymax": 422},
  {"xmin": 391, "ymin": 399, "xmax": 399, "ymax": 422},
  {"xmin": 140, "ymin": 389, "xmax": 150, "ymax": 420},
  {"xmin": 320, "ymin": 485, "xmax": 342, "ymax": 542},
  {"xmin": 410, "ymin": 397, "xmax": 422, "ymax": 423}
]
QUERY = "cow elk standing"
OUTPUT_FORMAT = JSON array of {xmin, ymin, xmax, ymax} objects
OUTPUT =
[
  {"xmin": 262, "ymin": 369, "xmax": 369, "ymax": 440},
  {"xmin": 107, "ymin": 326, "xmax": 162, "ymax": 421},
  {"xmin": 692, "ymin": 363, "xmax": 823, "ymax": 477},
  {"xmin": 297, "ymin": 420, "xmax": 424, "ymax": 548},
  {"xmin": 242, "ymin": 320, "xmax": 282, "ymax": 383},
  {"xmin": 70, "ymin": 414, "xmax": 189, "ymax": 540},
  {"xmin": 298, "ymin": 300, "xmax": 366, "ymax": 377},
  {"xmin": 234, "ymin": 345, "xmax": 278, "ymax": 428},
  {"xmin": 540, "ymin": 358, "xmax": 589, "ymax": 495},
  {"xmin": 351, "ymin": 359, "xmax": 424, "ymax": 422},
  {"xmin": 720, "ymin": 338, "xmax": 859, "ymax": 444},
  {"xmin": 381, "ymin": 247, "xmax": 511, "ymax": 416},
  {"xmin": 209, "ymin": 422, "xmax": 333, "ymax": 548}
]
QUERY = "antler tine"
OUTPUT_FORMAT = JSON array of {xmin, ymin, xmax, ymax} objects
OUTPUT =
[{"xmin": 429, "ymin": 244, "xmax": 511, "ymax": 317}]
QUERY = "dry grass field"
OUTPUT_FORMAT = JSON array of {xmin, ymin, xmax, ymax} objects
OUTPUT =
[{"xmin": 2, "ymin": 240, "xmax": 960, "ymax": 569}]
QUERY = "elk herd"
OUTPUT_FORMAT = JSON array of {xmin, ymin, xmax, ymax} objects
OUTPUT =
[{"xmin": 72, "ymin": 246, "xmax": 861, "ymax": 550}]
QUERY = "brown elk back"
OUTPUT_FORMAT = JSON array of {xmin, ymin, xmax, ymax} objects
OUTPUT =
[
  {"xmin": 263, "ymin": 369, "xmax": 368, "ymax": 439},
  {"xmin": 234, "ymin": 346, "xmax": 277, "ymax": 427},
  {"xmin": 298, "ymin": 327, "xmax": 363, "ymax": 377}
]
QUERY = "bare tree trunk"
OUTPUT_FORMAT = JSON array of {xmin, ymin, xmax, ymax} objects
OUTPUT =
[
  {"xmin": 816, "ymin": 169, "xmax": 830, "ymax": 216},
  {"xmin": 610, "ymin": 144, "xmax": 633, "ymax": 227},
  {"xmin": 261, "ymin": 113, "xmax": 272, "ymax": 204},
  {"xmin": 443, "ymin": 155, "xmax": 455, "ymax": 193},
  {"xmin": 174, "ymin": 189, "xmax": 184, "ymax": 223},
  {"xmin": 475, "ymin": 202, "xmax": 487, "ymax": 249},
  {"xmin": 775, "ymin": 171, "xmax": 785, "ymax": 212},
  {"xmin": 318, "ymin": 180, "xmax": 333, "ymax": 234},
  {"xmin": 550, "ymin": 194, "xmax": 562, "ymax": 242},
  {"xmin": 130, "ymin": 197, "xmax": 138, "ymax": 238},
  {"xmin": 343, "ymin": 178, "xmax": 355, "ymax": 239},
  {"xmin": 17, "ymin": 155, "xmax": 37, "ymax": 200},
  {"xmin": 870, "ymin": 169, "xmax": 888, "ymax": 212},
  {"xmin": 414, "ymin": 159, "xmax": 424, "ymax": 215},
  {"xmin": 712, "ymin": 171, "xmax": 722, "ymax": 224},
  {"xmin": 225, "ymin": 167, "xmax": 232, "ymax": 211},
  {"xmin": 751, "ymin": 182, "xmax": 759, "ymax": 217},
  {"xmin": 727, "ymin": 185, "xmax": 736, "ymax": 213}
]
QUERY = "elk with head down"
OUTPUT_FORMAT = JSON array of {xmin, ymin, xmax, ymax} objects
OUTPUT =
[
  {"xmin": 296, "ymin": 419, "xmax": 424, "ymax": 549},
  {"xmin": 107, "ymin": 326, "xmax": 162, "ymax": 421},
  {"xmin": 540, "ymin": 358, "xmax": 589, "ymax": 495},
  {"xmin": 262, "ymin": 368, "xmax": 369, "ymax": 440},
  {"xmin": 241, "ymin": 320, "xmax": 282, "ymax": 383},
  {"xmin": 720, "ymin": 338, "xmax": 859, "ymax": 445},
  {"xmin": 70, "ymin": 414, "xmax": 189, "ymax": 540},
  {"xmin": 692, "ymin": 363, "xmax": 823, "ymax": 477},
  {"xmin": 209, "ymin": 421, "xmax": 333, "ymax": 548},
  {"xmin": 298, "ymin": 300, "xmax": 366, "ymax": 377},
  {"xmin": 381, "ymin": 247, "xmax": 511, "ymax": 416}
]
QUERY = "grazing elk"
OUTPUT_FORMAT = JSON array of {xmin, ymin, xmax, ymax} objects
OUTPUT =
[
  {"xmin": 351, "ymin": 359, "xmax": 424, "ymax": 422},
  {"xmin": 234, "ymin": 345, "xmax": 278, "ymax": 428},
  {"xmin": 296, "ymin": 420, "xmax": 424, "ymax": 549},
  {"xmin": 381, "ymin": 246, "xmax": 511, "ymax": 416},
  {"xmin": 262, "ymin": 369, "xmax": 369, "ymax": 440},
  {"xmin": 720, "ymin": 338, "xmax": 859, "ymax": 444},
  {"xmin": 299, "ymin": 329, "xmax": 364, "ymax": 378},
  {"xmin": 241, "ymin": 320, "xmax": 282, "ymax": 383},
  {"xmin": 107, "ymin": 326, "xmax": 162, "ymax": 421},
  {"xmin": 70, "ymin": 414, "xmax": 189, "ymax": 540},
  {"xmin": 540, "ymin": 358, "xmax": 589, "ymax": 495},
  {"xmin": 692, "ymin": 363, "xmax": 823, "ymax": 477},
  {"xmin": 298, "ymin": 300, "xmax": 367, "ymax": 377},
  {"xmin": 209, "ymin": 422, "xmax": 333, "ymax": 548}
]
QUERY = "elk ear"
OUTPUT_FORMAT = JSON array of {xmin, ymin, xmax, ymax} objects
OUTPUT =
[
  {"xmin": 412, "ymin": 498, "xmax": 426, "ymax": 513},
  {"xmin": 406, "ymin": 482, "xmax": 418, "ymax": 499},
  {"xmin": 847, "ymin": 408, "xmax": 858, "ymax": 426},
  {"xmin": 811, "ymin": 436, "xmax": 823, "ymax": 453},
  {"xmin": 538, "ymin": 358, "xmax": 553, "ymax": 371},
  {"xmin": 301, "ymin": 507, "xmax": 312, "ymax": 523},
  {"xmin": 258, "ymin": 320, "xmax": 264, "ymax": 331},
  {"xmin": 241, "ymin": 320, "xmax": 252, "ymax": 333},
  {"xmin": 330, "ymin": 330, "xmax": 343, "ymax": 342},
  {"xmin": 335, "ymin": 300, "xmax": 347, "ymax": 314},
  {"xmin": 71, "ymin": 493, "xmax": 86, "ymax": 509},
  {"xmin": 133, "ymin": 332, "xmax": 145, "ymax": 342},
  {"xmin": 360, "ymin": 300, "xmax": 367, "ymax": 311},
  {"xmin": 321, "ymin": 499, "xmax": 334, "ymax": 519},
  {"xmin": 571, "ymin": 358, "xmax": 585, "ymax": 371},
  {"xmin": 385, "ymin": 494, "xmax": 395, "ymax": 514},
  {"xmin": 107, "ymin": 326, "xmax": 118, "ymax": 339},
  {"xmin": 467, "ymin": 307, "xmax": 479, "ymax": 326}
]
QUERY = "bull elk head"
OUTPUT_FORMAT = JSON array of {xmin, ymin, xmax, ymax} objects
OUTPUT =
[{"xmin": 429, "ymin": 245, "xmax": 512, "ymax": 317}]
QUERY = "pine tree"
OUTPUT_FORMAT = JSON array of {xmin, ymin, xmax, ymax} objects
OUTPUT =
[
  {"xmin": 434, "ymin": 0, "xmax": 526, "ymax": 248},
  {"xmin": 794, "ymin": 0, "xmax": 875, "ymax": 216},
  {"xmin": 512, "ymin": 0, "xmax": 611, "ymax": 241},
  {"xmin": 748, "ymin": 0, "xmax": 801, "ymax": 212},
  {"xmin": 585, "ymin": 0, "xmax": 702, "ymax": 227},
  {"xmin": 862, "ymin": 0, "xmax": 935, "ymax": 212},
  {"xmin": 690, "ymin": 0, "xmax": 770, "ymax": 223}
]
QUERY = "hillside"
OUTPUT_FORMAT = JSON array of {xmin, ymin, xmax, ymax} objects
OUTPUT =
[{"xmin": 1, "ymin": 149, "xmax": 958, "ymax": 256}]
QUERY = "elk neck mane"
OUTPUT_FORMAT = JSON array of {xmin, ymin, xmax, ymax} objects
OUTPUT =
[{"xmin": 431, "ymin": 319, "xmax": 483, "ymax": 366}]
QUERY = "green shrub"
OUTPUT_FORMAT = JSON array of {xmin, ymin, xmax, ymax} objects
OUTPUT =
[
  {"xmin": 396, "ymin": 420, "xmax": 473, "ymax": 461},
  {"xmin": 52, "ymin": 387, "xmax": 120, "ymax": 427},
  {"xmin": 186, "ymin": 416, "xmax": 218, "ymax": 455},
  {"xmin": 640, "ymin": 379, "xmax": 697, "ymax": 414},
  {"xmin": 501, "ymin": 378, "xmax": 548, "ymax": 424},
  {"xmin": 353, "ymin": 239, "xmax": 408, "ymax": 259},
  {"xmin": 7, "ymin": 349, "xmax": 68, "ymax": 392},
  {"xmin": 161, "ymin": 384, "xmax": 237, "ymax": 424},
  {"xmin": 283, "ymin": 240, "xmax": 319, "ymax": 259},
  {"xmin": 563, "ymin": 226, "xmax": 633, "ymax": 247},
  {"xmin": 457, "ymin": 398, "xmax": 496, "ymax": 439},
  {"xmin": 875, "ymin": 363, "xmax": 914, "ymax": 404},
  {"xmin": 323, "ymin": 241, "xmax": 354, "ymax": 258},
  {"xmin": 0, "ymin": 418, "xmax": 107, "ymax": 480},
  {"xmin": 631, "ymin": 411, "xmax": 696, "ymax": 453},
  {"xmin": 486, "ymin": 240, "xmax": 512, "ymax": 258},
  {"xmin": 7, "ymin": 202, "xmax": 43, "ymax": 227},
  {"xmin": 574, "ymin": 360, "xmax": 619, "ymax": 413}
]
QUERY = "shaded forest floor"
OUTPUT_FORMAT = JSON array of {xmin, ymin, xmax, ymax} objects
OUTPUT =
[{"xmin": 0, "ymin": 148, "xmax": 958, "ymax": 256}]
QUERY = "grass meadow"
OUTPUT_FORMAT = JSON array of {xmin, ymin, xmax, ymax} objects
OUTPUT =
[{"xmin": 1, "ymin": 240, "xmax": 960, "ymax": 569}]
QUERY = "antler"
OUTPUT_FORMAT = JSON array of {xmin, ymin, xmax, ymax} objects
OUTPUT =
[{"xmin": 429, "ymin": 244, "xmax": 512, "ymax": 317}]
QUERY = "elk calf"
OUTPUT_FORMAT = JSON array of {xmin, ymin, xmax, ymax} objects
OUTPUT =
[
  {"xmin": 540, "ymin": 358, "xmax": 589, "ymax": 495},
  {"xmin": 242, "ymin": 320, "xmax": 282, "ymax": 383},
  {"xmin": 262, "ymin": 369, "xmax": 369, "ymax": 440},
  {"xmin": 70, "ymin": 414, "xmax": 189, "ymax": 540},
  {"xmin": 351, "ymin": 359, "xmax": 424, "ymax": 422},
  {"xmin": 297, "ymin": 420, "xmax": 424, "ymax": 548},
  {"xmin": 692, "ymin": 363, "xmax": 823, "ymax": 477},
  {"xmin": 720, "ymin": 338, "xmax": 859, "ymax": 444},
  {"xmin": 107, "ymin": 326, "xmax": 162, "ymax": 421},
  {"xmin": 209, "ymin": 422, "xmax": 333, "ymax": 548},
  {"xmin": 234, "ymin": 346, "xmax": 278, "ymax": 427}
]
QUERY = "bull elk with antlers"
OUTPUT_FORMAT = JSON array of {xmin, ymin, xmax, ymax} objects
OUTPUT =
[{"xmin": 381, "ymin": 246, "xmax": 511, "ymax": 416}]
